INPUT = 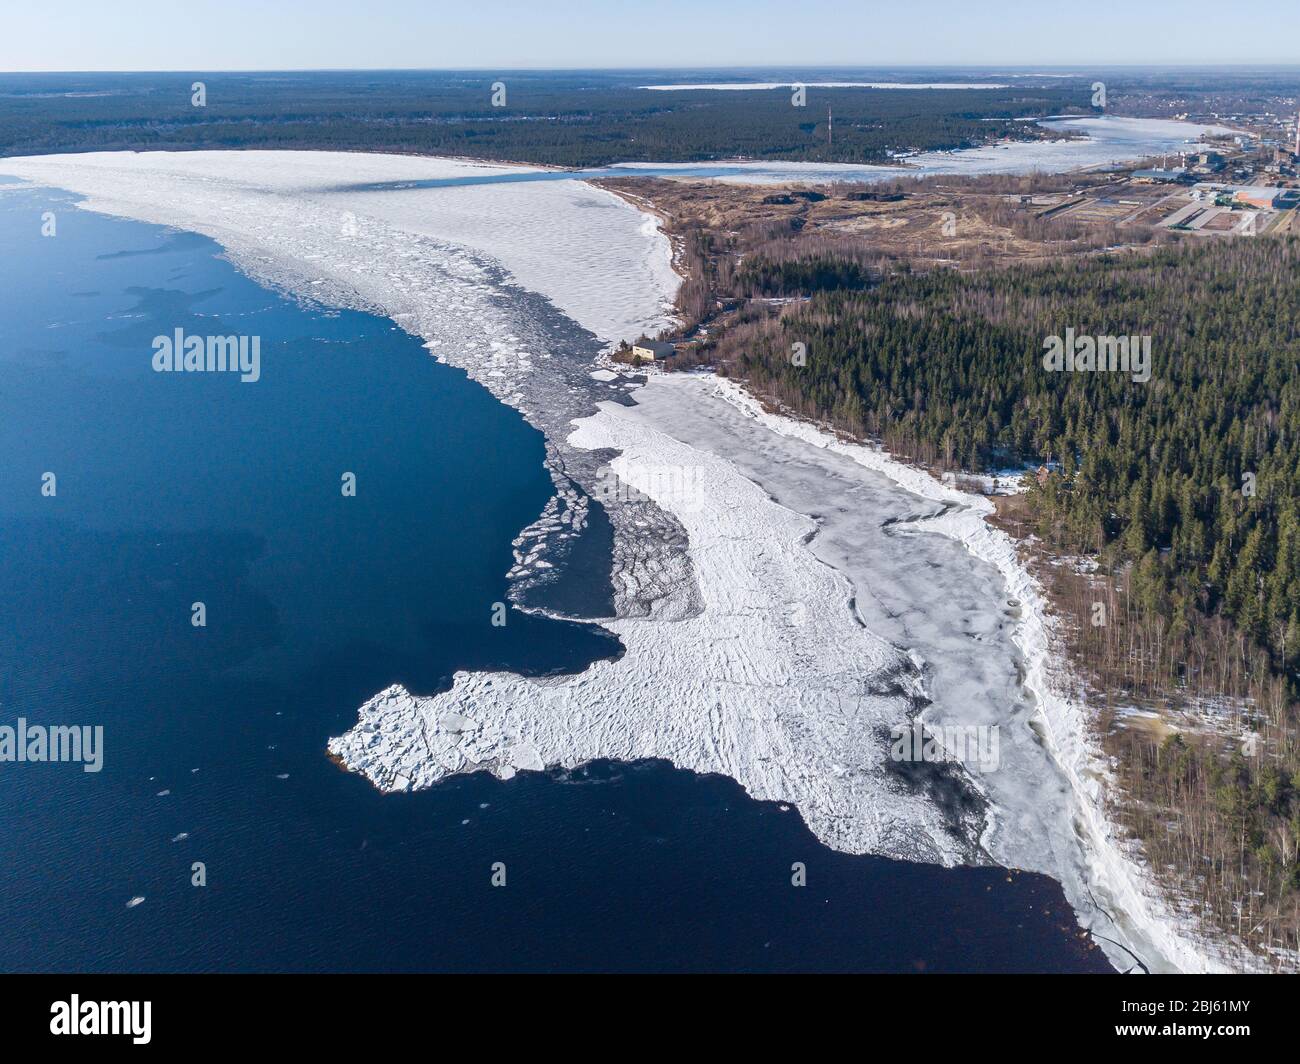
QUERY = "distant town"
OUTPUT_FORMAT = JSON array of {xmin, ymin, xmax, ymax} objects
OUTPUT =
[{"xmin": 1084, "ymin": 116, "xmax": 1300, "ymax": 237}]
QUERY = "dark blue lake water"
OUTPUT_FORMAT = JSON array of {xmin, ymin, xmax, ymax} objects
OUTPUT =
[{"xmin": 0, "ymin": 182, "xmax": 1112, "ymax": 973}]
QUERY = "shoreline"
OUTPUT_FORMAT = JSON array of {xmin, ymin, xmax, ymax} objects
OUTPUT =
[
  {"xmin": 699, "ymin": 376, "xmax": 1264, "ymax": 973},
  {"xmin": 595, "ymin": 128, "xmax": 1283, "ymax": 971},
  {"xmin": 1, "ymin": 138, "xmax": 1267, "ymax": 972}
]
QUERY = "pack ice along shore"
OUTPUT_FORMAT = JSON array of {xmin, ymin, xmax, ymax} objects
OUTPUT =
[{"xmin": 0, "ymin": 118, "xmax": 1249, "ymax": 973}]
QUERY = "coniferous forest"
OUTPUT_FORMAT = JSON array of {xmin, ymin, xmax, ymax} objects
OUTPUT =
[
  {"xmin": 0, "ymin": 70, "xmax": 1087, "ymax": 165},
  {"xmin": 725, "ymin": 239, "xmax": 1300, "ymax": 668}
]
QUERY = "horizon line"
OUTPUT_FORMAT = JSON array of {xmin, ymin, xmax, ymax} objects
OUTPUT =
[{"xmin": 6, "ymin": 62, "xmax": 1300, "ymax": 76}]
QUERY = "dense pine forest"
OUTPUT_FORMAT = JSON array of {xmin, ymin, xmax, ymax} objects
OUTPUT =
[
  {"xmin": 723, "ymin": 239, "xmax": 1300, "ymax": 668},
  {"xmin": 702, "ymin": 237, "xmax": 1300, "ymax": 956},
  {"xmin": 0, "ymin": 70, "xmax": 1087, "ymax": 165}
]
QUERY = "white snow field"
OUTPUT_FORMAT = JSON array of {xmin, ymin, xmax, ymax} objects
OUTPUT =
[{"xmin": 0, "ymin": 124, "xmax": 1255, "ymax": 971}]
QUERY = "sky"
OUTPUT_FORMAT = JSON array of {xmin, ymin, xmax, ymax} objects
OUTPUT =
[{"xmin": 2, "ymin": 0, "xmax": 1294, "ymax": 72}]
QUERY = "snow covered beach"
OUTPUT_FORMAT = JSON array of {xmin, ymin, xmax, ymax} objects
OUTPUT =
[
  {"xmin": 681, "ymin": 377, "xmax": 1249, "ymax": 973},
  {"xmin": 1, "ymin": 118, "xmax": 1249, "ymax": 972}
]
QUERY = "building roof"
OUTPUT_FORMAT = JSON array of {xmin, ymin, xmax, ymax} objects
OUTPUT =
[{"xmin": 633, "ymin": 340, "xmax": 676, "ymax": 356}]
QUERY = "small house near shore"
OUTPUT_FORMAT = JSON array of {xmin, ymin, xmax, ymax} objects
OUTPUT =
[{"xmin": 631, "ymin": 340, "xmax": 676, "ymax": 364}]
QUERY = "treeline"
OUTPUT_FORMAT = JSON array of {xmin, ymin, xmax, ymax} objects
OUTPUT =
[
  {"xmin": 0, "ymin": 71, "xmax": 1087, "ymax": 166},
  {"xmin": 735, "ymin": 253, "xmax": 872, "ymax": 296},
  {"xmin": 719, "ymin": 238, "xmax": 1300, "ymax": 671},
  {"xmin": 702, "ymin": 236, "xmax": 1300, "ymax": 956},
  {"xmin": 1042, "ymin": 539, "xmax": 1300, "ymax": 956}
]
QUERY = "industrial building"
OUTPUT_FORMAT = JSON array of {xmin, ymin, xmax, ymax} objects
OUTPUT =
[{"xmin": 1233, "ymin": 186, "xmax": 1297, "ymax": 209}]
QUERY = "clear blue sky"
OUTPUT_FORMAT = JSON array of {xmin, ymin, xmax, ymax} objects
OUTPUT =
[{"xmin": 2, "ymin": 0, "xmax": 1292, "ymax": 72}]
